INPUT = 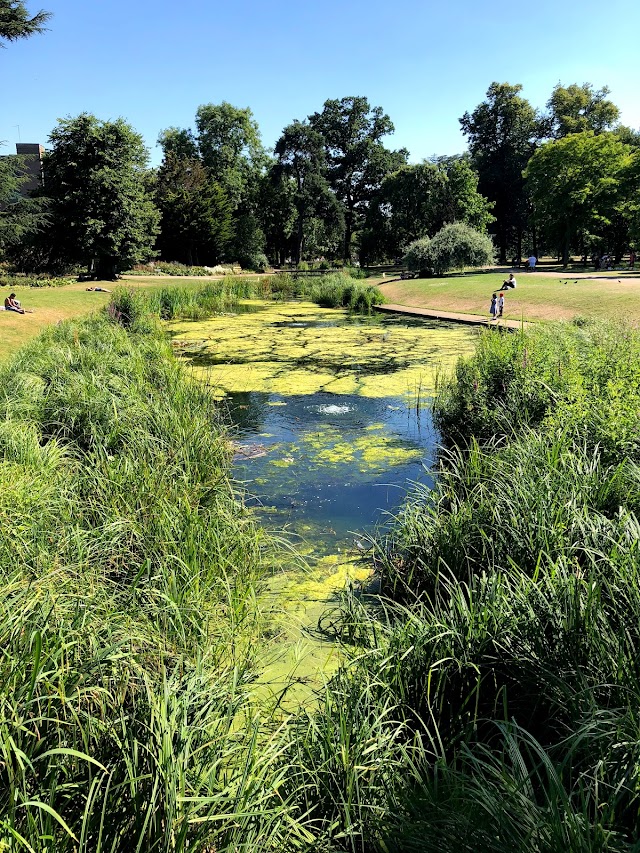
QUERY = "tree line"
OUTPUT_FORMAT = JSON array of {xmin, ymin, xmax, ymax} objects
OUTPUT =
[{"xmin": 1, "ymin": 4, "xmax": 639, "ymax": 275}]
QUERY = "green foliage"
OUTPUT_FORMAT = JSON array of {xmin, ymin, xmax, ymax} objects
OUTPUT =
[
  {"xmin": 460, "ymin": 82, "xmax": 542, "ymax": 261},
  {"xmin": 363, "ymin": 157, "xmax": 493, "ymax": 262},
  {"xmin": 274, "ymin": 120, "xmax": 343, "ymax": 264},
  {"xmin": 0, "ymin": 313, "xmax": 305, "ymax": 850},
  {"xmin": 155, "ymin": 153, "xmax": 234, "ymax": 265},
  {"xmin": 404, "ymin": 223, "xmax": 494, "ymax": 275},
  {"xmin": 42, "ymin": 113, "xmax": 160, "ymax": 276},
  {"xmin": 525, "ymin": 131, "xmax": 633, "ymax": 264},
  {"xmin": 0, "ymin": 153, "xmax": 48, "ymax": 254},
  {"xmin": 0, "ymin": 274, "xmax": 73, "ymax": 287},
  {"xmin": 302, "ymin": 272, "xmax": 384, "ymax": 312},
  {"xmin": 546, "ymin": 82, "xmax": 620, "ymax": 138},
  {"xmin": 309, "ymin": 95, "xmax": 408, "ymax": 261},
  {"xmin": 403, "ymin": 236, "xmax": 432, "ymax": 275},
  {"xmin": 0, "ymin": 0, "xmax": 50, "ymax": 43}
]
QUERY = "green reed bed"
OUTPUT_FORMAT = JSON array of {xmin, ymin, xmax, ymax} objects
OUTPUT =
[
  {"xmin": 0, "ymin": 312, "xmax": 313, "ymax": 851},
  {"xmin": 318, "ymin": 319, "xmax": 640, "ymax": 851}
]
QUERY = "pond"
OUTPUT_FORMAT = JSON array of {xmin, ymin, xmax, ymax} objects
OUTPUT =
[{"xmin": 168, "ymin": 301, "xmax": 477, "ymax": 703}]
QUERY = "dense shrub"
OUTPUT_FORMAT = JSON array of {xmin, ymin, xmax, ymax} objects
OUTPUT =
[
  {"xmin": 0, "ymin": 275, "xmax": 75, "ymax": 288},
  {"xmin": 403, "ymin": 236, "xmax": 432, "ymax": 276},
  {"xmin": 404, "ymin": 223, "xmax": 494, "ymax": 276}
]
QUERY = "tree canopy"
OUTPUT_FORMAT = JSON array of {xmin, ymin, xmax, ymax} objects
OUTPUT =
[
  {"xmin": 309, "ymin": 96, "xmax": 407, "ymax": 260},
  {"xmin": 0, "ymin": 0, "xmax": 50, "ymax": 44},
  {"xmin": 545, "ymin": 83, "xmax": 620, "ymax": 139},
  {"xmin": 363, "ymin": 156, "xmax": 493, "ymax": 262},
  {"xmin": 460, "ymin": 82, "xmax": 542, "ymax": 262},
  {"xmin": 525, "ymin": 131, "xmax": 631, "ymax": 264},
  {"xmin": 43, "ymin": 114, "xmax": 159, "ymax": 278}
]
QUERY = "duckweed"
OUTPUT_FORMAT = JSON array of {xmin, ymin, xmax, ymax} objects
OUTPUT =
[{"xmin": 168, "ymin": 300, "xmax": 476, "ymax": 400}]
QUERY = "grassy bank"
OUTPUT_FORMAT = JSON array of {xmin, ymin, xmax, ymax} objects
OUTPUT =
[
  {"xmin": 379, "ymin": 271, "xmax": 640, "ymax": 323},
  {"xmin": 0, "ymin": 310, "xmax": 291, "ymax": 850},
  {"xmin": 333, "ymin": 318, "xmax": 640, "ymax": 849}
]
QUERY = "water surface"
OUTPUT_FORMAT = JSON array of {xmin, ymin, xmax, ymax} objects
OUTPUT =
[{"xmin": 169, "ymin": 301, "xmax": 476, "ymax": 702}]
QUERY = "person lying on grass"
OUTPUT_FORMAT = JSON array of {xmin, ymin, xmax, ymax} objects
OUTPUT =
[
  {"xmin": 4, "ymin": 293, "xmax": 26, "ymax": 314},
  {"xmin": 85, "ymin": 286, "xmax": 112, "ymax": 292}
]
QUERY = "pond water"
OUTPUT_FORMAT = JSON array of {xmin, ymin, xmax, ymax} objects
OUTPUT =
[{"xmin": 168, "ymin": 301, "xmax": 477, "ymax": 703}]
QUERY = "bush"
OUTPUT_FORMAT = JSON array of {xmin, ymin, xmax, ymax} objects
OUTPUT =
[
  {"xmin": 403, "ymin": 236, "xmax": 432, "ymax": 276},
  {"xmin": 404, "ymin": 224, "xmax": 494, "ymax": 276},
  {"xmin": 0, "ymin": 275, "xmax": 75, "ymax": 288}
]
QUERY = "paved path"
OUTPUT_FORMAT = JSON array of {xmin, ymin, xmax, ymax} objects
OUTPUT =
[{"xmin": 374, "ymin": 303, "xmax": 530, "ymax": 330}]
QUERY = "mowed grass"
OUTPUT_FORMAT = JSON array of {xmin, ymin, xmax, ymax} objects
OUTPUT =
[
  {"xmin": 377, "ymin": 271, "xmax": 640, "ymax": 323},
  {"xmin": 0, "ymin": 276, "xmax": 247, "ymax": 360}
]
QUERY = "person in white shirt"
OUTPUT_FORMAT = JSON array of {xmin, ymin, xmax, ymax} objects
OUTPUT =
[
  {"xmin": 503, "ymin": 273, "xmax": 517, "ymax": 289},
  {"xmin": 526, "ymin": 255, "xmax": 537, "ymax": 271}
]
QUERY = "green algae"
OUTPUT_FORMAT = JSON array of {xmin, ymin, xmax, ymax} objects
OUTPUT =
[
  {"xmin": 167, "ymin": 300, "xmax": 476, "ymax": 400},
  {"xmin": 166, "ymin": 300, "xmax": 476, "ymax": 703}
]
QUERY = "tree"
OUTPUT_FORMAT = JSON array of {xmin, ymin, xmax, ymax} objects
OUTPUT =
[
  {"xmin": 194, "ymin": 102, "xmax": 265, "ymax": 209},
  {"xmin": 363, "ymin": 156, "xmax": 493, "ymax": 261},
  {"xmin": 156, "ymin": 153, "xmax": 233, "ymax": 265},
  {"xmin": 460, "ymin": 83, "xmax": 541, "ymax": 262},
  {"xmin": 524, "ymin": 132, "xmax": 631, "ymax": 265},
  {"xmin": 0, "ymin": 153, "xmax": 48, "ymax": 254},
  {"xmin": 43, "ymin": 114, "xmax": 160, "ymax": 279},
  {"xmin": 309, "ymin": 96, "xmax": 407, "ymax": 261},
  {"xmin": 274, "ymin": 121, "xmax": 342, "ymax": 264},
  {"xmin": 0, "ymin": 0, "xmax": 50, "ymax": 44},
  {"xmin": 159, "ymin": 103, "xmax": 269, "ymax": 266},
  {"xmin": 546, "ymin": 83, "xmax": 620, "ymax": 139},
  {"xmin": 405, "ymin": 223, "xmax": 494, "ymax": 276}
]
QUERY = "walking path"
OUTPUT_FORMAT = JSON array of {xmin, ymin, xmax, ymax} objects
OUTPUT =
[{"xmin": 374, "ymin": 303, "xmax": 529, "ymax": 330}]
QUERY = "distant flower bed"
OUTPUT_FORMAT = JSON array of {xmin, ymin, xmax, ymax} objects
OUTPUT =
[{"xmin": 125, "ymin": 262, "xmax": 239, "ymax": 277}]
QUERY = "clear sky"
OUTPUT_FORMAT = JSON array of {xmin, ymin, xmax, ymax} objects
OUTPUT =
[{"xmin": 2, "ymin": 0, "xmax": 639, "ymax": 166}]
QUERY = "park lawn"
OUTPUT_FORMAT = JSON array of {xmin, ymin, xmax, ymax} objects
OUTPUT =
[
  {"xmin": 377, "ymin": 273, "xmax": 640, "ymax": 323},
  {"xmin": 0, "ymin": 275, "xmax": 259, "ymax": 360}
]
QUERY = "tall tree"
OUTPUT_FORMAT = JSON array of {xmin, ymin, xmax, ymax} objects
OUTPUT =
[
  {"xmin": 546, "ymin": 83, "xmax": 620, "ymax": 139},
  {"xmin": 274, "ymin": 121, "xmax": 342, "ymax": 264},
  {"xmin": 194, "ymin": 102, "xmax": 265, "ymax": 209},
  {"xmin": 524, "ymin": 131, "xmax": 631, "ymax": 265},
  {"xmin": 309, "ymin": 96, "xmax": 407, "ymax": 261},
  {"xmin": 0, "ymin": 0, "xmax": 50, "ymax": 44},
  {"xmin": 0, "ymin": 153, "xmax": 48, "ymax": 254},
  {"xmin": 43, "ymin": 114, "xmax": 159, "ymax": 279},
  {"xmin": 363, "ymin": 156, "xmax": 493, "ymax": 262},
  {"xmin": 155, "ymin": 154, "xmax": 233, "ymax": 265},
  {"xmin": 460, "ymin": 82, "xmax": 541, "ymax": 262}
]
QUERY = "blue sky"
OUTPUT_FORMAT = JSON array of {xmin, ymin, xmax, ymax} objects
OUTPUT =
[{"xmin": 2, "ymin": 0, "xmax": 639, "ymax": 166}]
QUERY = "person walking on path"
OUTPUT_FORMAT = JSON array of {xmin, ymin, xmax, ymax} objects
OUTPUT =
[
  {"xmin": 489, "ymin": 293, "xmax": 497, "ymax": 322},
  {"xmin": 498, "ymin": 292, "xmax": 505, "ymax": 318}
]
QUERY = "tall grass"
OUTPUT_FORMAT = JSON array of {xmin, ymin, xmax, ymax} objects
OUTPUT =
[{"xmin": 0, "ymin": 312, "xmax": 316, "ymax": 850}]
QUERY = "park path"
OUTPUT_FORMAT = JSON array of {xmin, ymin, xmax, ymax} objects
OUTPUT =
[{"xmin": 374, "ymin": 303, "xmax": 529, "ymax": 330}]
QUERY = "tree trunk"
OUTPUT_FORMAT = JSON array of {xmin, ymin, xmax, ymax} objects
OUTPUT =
[
  {"xmin": 95, "ymin": 255, "xmax": 119, "ymax": 281},
  {"xmin": 343, "ymin": 214, "xmax": 353, "ymax": 263},
  {"xmin": 562, "ymin": 234, "xmax": 570, "ymax": 268},
  {"xmin": 295, "ymin": 217, "xmax": 304, "ymax": 265},
  {"xmin": 532, "ymin": 222, "xmax": 538, "ymax": 259}
]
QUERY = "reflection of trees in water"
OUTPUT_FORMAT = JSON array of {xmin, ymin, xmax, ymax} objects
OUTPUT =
[{"xmin": 222, "ymin": 391, "xmax": 270, "ymax": 434}]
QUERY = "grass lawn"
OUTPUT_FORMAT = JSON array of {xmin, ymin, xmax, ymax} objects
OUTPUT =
[
  {"xmin": 376, "ymin": 272, "xmax": 640, "ymax": 323},
  {"xmin": 0, "ymin": 275, "xmax": 222, "ymax": 360}
]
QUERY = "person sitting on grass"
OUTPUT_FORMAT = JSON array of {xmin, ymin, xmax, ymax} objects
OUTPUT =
[
  {"xmin": 4, "ymin": 293, "xmax": 25, "ymax": 314},
  {"xmin": 502, "ymin": 273, "xmax": 517, "ymax": 289}
]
